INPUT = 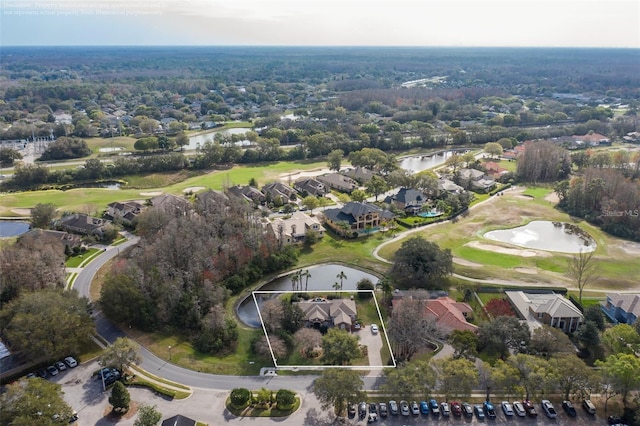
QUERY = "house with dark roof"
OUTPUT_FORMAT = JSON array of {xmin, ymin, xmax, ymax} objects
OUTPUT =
[
  {"xmin": 342, "ymin": 166, "xmax": 375, "ymax": 184},
  {"xmin": 262, "ymin": 181, "xmax": 296, "ymax": 203},
  {"xmin": 317, "ymin": 173, "xmax": 358, "ymax": 193},
  {"xmin": 294, "ymin": 177, "xmax": 329, "ymax": 197},
  {"xmin": 20, "ymin": 228, "xmax": 82, "ymax": 250},
  {"xmin": 601, "ymin": 293, "xmax": 640, "ymax": 325},
  {"xmin": 227, "ymin": 185, "xmax": 266, "ymax": 205},
  {"xmin": 161, "ymin": 414, "xmax": 196, "ymax": 426},
  {"xmin": 384, "ymin": 188, "xmax": 428, "ymax": 213},
  {"xmin": 322, "ymin": 202, "xmax": 394, "ymax": 237},
  {"xmin": 437, "ymin": 178, "xmax": 464, "ymax": 193},
  {"xmin": 150, "ymin": 194, "xmax": 191, "ymax": 213},
  {"xmin": 456, "ymin": 168, "xmax": 496, "ymax": 193},
  {"xmin": 59, "ymin": 213, "xmax": 107, "ymax": 237},
  {"xmin": 105, "ymin": 200, "xmax": 145, "ymax": 225},
  {"xmin": 297, "ymin": 298, "xmax": 358, "ymax": 330}
]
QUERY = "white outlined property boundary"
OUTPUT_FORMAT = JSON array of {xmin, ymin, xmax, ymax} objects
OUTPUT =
[{"xmin": 252, "ymin": 289, "xmax": 397, "ymax": 370}]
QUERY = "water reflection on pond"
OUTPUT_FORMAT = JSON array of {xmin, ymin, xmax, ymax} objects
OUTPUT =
[
  {"xmin": 483, "ymin": 220, "xmax": 596, "ymax": 253},
  {"xmin": 399, "ymin": 150, "xmax": 467, "ymax": 173},
  {"xmin": 0, "ymin": 221, "xmax": 30, "ymax": 238},
  {"xmin": 237, "ymin": 264, "xmax": 379, "ymax": 327},
  {"xmin": 186, "ymin": 128, "xmax": 251, "ymax": 150}
]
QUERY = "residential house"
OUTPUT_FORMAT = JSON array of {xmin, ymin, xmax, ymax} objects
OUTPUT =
[
  {"xmin": 456, "ymin": 168, "xmax": 496, "ymax": 193},
  {"xmin": 322, "ymin": 202, "xmax": 394, "ymax": 237},
  {"xmin": 342, "ymin": 166, "xmax": 375, "ymax": 184},
  {"xmin": 59, "ymin": 213, "xmax": 107, "ymax": 237},
  {"xmin": 384, "ymin": 188, "xmax": 429, "ymax": 214},
  {"xmin": 437, "ymin": 178, "xmax": 464, "ymax": 194},
  {"xmin": 227, "ymin": 185, "xmax": 266, "ymax": 205},
  {"xmin": 623, "ymin": 132, "xmax": 640, "ymax": 144},
  {"xmin": 392, "ymin": 296, "xmax": 477, "ymax": 334},
  {"xmin": 505, "ymin": 291, "xmax": 583, "ymax": 333},
  {"xmin": 297, "ymin": 298, "xmax": 358, "ymax": 330},
  {"xmin": 573, "ymin": 132, "xmax": 611, "ymax": 147},
  {"xmin": 270, "ymin": 211, "xmax": 325, "ymax": 245},
  {"xmin": 483, "ymin": 161, "xmax": 509, "ymax": 179},
  {"xmin": 161, "ymin": 414, "xmax": 196, "ymax": 426},
  {"xmin": 317, "ymin": 173, "xmax": 358, "ymax": 193},
  {"xmin": 105, "ymin": 200, "xmax": 145, "ymax": 225},
  {"xmin": 262, "ymin": 181, "xmax": 297, "ymax": 204},
  {"xmin": 294, "ymin": 177, "xmax": 329, "ymax": 197},
  {"xmin": 20, "ymin": 229, "xmax": 82, "ymax": 250},
  {"xmin": 150, "ymin": 194, "xmax": 192, "ymax": 213},
  {"xmin": 601, "ymin": 293, "xmax": 640, "ymax": 325}
]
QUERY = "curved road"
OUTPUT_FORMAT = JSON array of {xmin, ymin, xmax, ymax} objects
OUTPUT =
[{"xmin": 72, "ymin": 234, "xmax": 388, "ymax": 391}]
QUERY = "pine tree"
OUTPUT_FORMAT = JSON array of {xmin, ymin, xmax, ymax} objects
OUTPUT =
[{"xmin": 109, "ymin": 381, "xmax": 130, "ymax": 413}]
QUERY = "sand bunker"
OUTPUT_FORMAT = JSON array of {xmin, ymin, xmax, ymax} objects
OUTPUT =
[
  {"xmin": 453, "ymin": 257, "xmax": 482, "ymax": 267},
  {"xmin": 139, "ymin": 191, "xmax": 162, "ymax": 196},
  {"xmin": 10, "ymin": 208, "xmax": 32, "ymax": 216},
  {"xmin": 182, "ymin": 186, "xmax": 206, "ymax": 193},
  {"xmin": 514, "ymin": 267, "xmax": 539, "ymax": 274},
  {"xmin": 616, "ymin": 241, "xmax": 640, "ymax": 255},
  {"xmin": 465, "ymin": 240, "xmax": 551, "ymax": 257},
  {"xmin": 544, "ymin": 192, "xmax": 560, "ymax": 203}
]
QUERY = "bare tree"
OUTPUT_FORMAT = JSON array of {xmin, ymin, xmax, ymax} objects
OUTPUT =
[
  {"xmin": 254, "ymin": 335, "xmax": 287, "ymax": 359},
  {"xmin": 261, "ymin": 298, "xmax": 285, "ymax": 332},
  {"xmin": 294, "ymin": 328, "xmax": 323, "ymax": 358},
  {"xmin": 567, "ymin": 249, "xmax": 599, "ymax": 305}
]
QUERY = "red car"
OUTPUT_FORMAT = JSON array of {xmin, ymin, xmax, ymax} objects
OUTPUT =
[
  {"xmin": 451, "ymin": 402, "xmax": 463, "ymax": 416},
  {"xmin": 522, "ymin": 400, "xmax": 538, "ymax": 417}
]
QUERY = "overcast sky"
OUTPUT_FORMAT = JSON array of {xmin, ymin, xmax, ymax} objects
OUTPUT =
[{"xmin": 2, "ymin": 0, "xmax": 639, "ymax": 47}]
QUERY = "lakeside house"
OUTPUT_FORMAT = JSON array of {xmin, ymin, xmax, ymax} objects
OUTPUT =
[
  {"xmin": 322, "ymin": 202, "xmax": 394, "ymax": 237},
  {"xmin": 297, "ymin": 298, "xmax": 358, "ymax": 331},
  {"xmin": 270, "ymin": 211, "xmax": 325, "ymax": 245}
]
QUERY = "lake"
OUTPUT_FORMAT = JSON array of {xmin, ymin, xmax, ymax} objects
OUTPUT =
[
  {"xmin": 399, "ymin": 150, "xmax": 469, "ymax": 173},
  {"xmin": 484, "ymin": 220, "xmax": 596, "ymax": 253},
  {"xmin": 0, "ymin": 221, "xmax": 30, "ymax": 238},
  {"xmin": 236, "ymin": 264, "xmax": 379, "ymax": 327},
  {"xmin": 186, "ymin": 128, "xmax": 251, "ymax": 150}
]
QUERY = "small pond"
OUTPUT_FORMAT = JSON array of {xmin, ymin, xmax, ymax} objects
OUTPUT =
[
  {"xmin": 399, "ymin": 150, "xmax": 468, "ymax": 174},
  {"xmin": 0, "ymin": 221, "xmax": 30, "ymax": 238},
  {"xmin": 483, "ymin": 220, "xmax": 596, "ymax": 253},
  {"xmin": 237, "ymin": 264, "xmax": 379, "ymax": 327},
  {"xmin": 186, "ymin": 128, "xmax": 252, "ymax": 151}
]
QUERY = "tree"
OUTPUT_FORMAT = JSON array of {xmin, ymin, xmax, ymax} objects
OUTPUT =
[
  {"xmin": 602, "ymin": 324, "xmax": 640, "ymax": 355},
  {"xmin": 350, "ymin": 189, "xmax": 367, "ymax": 202},
  {"xmin": 575, "ymin": 320, "xmax": 601, "ymax": 351},
  {"xmin": 477, "ymin": 315, "xmax": 530, "ymax": 359},
  {"xmin": 254, "ymin": 335, "xmax": 287, "ymax": 359},
  {"xmin": 281, "ymin": 300, "xmax": 305, "ymax": 334},
  {"xmin": 431, "ymin": 357, "xmax": 479, "ymax": 400},
  {"xmin": 322, "ymin": 328, "xmax": 361, "ymax": 365},
  {"xmin": 485, "ymin": 298, "xmax": 516, "ymax": 317},
  {"xmin": 134, "ymin": 404, "xmax": 162, "ymax": 426},
  {"xmin": 0, "ymin": 147, "xmax": 23, "ymax": 166},
  {"xmin": 294, "ymin": 328, "xmax": 323, "ymax": 358},
  {"xmin": 516, "ymin": 140, "xmax": 571, "ymax": 183},
  {"xmin": 567, "ymin": 249, "xmax": 599, "ymax": 305},
  {"xmin": 445, "ymin": 154, "xmax": 464, "ymax": 173},
  {"xmin": 596, "ymin": 353, "xmax": 640, "ymax": 405},
  {"xmin": 109, "ymin": 381, "xmax": 131, "ymax": 413},
  {"xmin": 356, "ymin": 278, "xmax": 374, "ymax": 299},
  {"xmin": 388, "ymin": 291, "xmax": 442, "ymax": 361},
  {"xmin": 275, "ymin": 389, "xmax": 296, "ymax": 410},
  {"xmin": 229, "ymin": 388, "xmax": 251, "ymax": 407},
  {"xmin": 449, "ymin": 329, "xmax": 479, "ymax": 360},
  {"xmin": 584, "ymin": 304, "xmax": 606, "ymax": 331},
  {"xmin": 336, "ymin": 270, "xmax": 347, "ymax": 291},
  {"xmin": 529, "ymin": 325, "xmax": 574, "ymax": 359},
  {"xmin": 490, "ymin": 359, "xmax": 525, "ymax": 399},
  {"xmin": 382, "ymin": 359, "xmax": 435, "ymax": 401},
  {"xmin": 551, "ymin": 355, "xmax": 599, "ymax": 401},
  {"xmin": 365, "ymin": 175, "xmax": 388, "ymax": 201},
  {"xmin": 0, "ymin": 289, "xmax": 94, "ymax": 361},
  {"xmin": 99, "ymin": 337, "xmax": 141, "ymax": 372},
  {"xmin": 261, "ymin": 298, "xmax": 284, "ymax": 332},
  {"xmin": 388, "ymin": 236, "xmax": 453, "ymax": 289},
  {"xmin": 302, "ymin": 195, "xmax": 319, "ymax": 213},
  {"xmin": 507, "ymin": 353, "xmax": 554, "ymax": 399},
  {"xmin": 313, "ymin": 368, "xmax": 365, "ymax": 417},
  {"xmin": 327, "ymin": 149, "xmax": 344, "ymax": 172},
  {"xmin": 0, "ymin": 378, "xmax": 74, "ymax": 425},
  {"xmin": 484, "ymin": 142, "xmax": 503, "ymax": 159}
]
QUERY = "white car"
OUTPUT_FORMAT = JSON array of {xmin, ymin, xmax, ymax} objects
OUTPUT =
[
  {"xmin": 370, "ymin": 324, "xmax": 379, "ymax": 334},
  {"xmin": 541, "ymin": 400, "xmax": 557, "ymax": 419},
  {"xmin": 501, "ymin": 401, "xmax": 514, "ymax": 416},
  {"xmin": 512, "ymin": 401, "xmax": 526, "ymax": 417},
  {"xmin": 64, "ymin": 356, "xmax": 78, "ymax": 368}
]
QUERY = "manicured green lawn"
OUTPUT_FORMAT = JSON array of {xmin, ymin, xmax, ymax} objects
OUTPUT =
[
  {"xmin": 66, "ymin": 248, "xmax": 101, "ymax": 267},
  {"xmin": 521, "ymin": 186, "xmax": 553, "ymax": 198},
  {"xmin": 226, "ymin": 395, "xmax": 300, "ymax": 417},
  {"xmin": 453, "ymin": 246, "xmax": 522, "ymax": 268}
]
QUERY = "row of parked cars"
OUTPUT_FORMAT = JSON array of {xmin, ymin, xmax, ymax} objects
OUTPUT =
[
  {"xmin": 27, "ymin": 356, "xmax": 78, "ymax": 380},
  {"xmin": 349, "ymin": 397, "xmax": 597, "ymax": 422}
]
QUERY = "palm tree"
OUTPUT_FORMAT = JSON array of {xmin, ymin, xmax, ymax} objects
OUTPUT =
[
  {"xmin": 336, "ymin": 270, "xmax": 347, "ymax": 291},
  {"xmin": 332, "ymin": 281, "xmax": 341, "ymax": 295},
  {"xmin": 303, "ymin": 269, "xmax": 311, "ymax": 291},
  {"xmin": 291, "ymin": 273, "xmax": 299, "ymax": 292},
  {"xmin": 296, "ymin": 270, "xmax": 304, "ymax": 291}
]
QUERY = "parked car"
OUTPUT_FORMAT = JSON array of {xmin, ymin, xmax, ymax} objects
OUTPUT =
[
  {"xmin": 562, "ymin": 400, "xmax": 577, "ymax": 417},
  {"xmin": 523, "ymin": 399, "xmax": 538, "ymax": 417},
  {"xmin": 583, "ymin": 399, "xmax": 596, "ymax": 415},
  {"xmin": 36, "ymin": 369, "xmax": 48, "ymax": 379},
  {"xmin": 541, "ymin": 400, "xmax": 557, "ymax": 419},
  {"xmin": 441, "ymin": 402, "xmax": 451, "ymax": 417},
  {"xmin": 451, "ymin": 401, "xmax": 462, "ymax": 416},
  {"xmin": 369, "ymin": 403, "xmax": 377, "ymax": 415},
  {"xmin": 378, "ymin": 402, "xmax": 388, "ymax": 417},
  {"xmin": 46, "ymin": 365, "xmax": 59, "ymax": 376},
  {"xmin": 429, "ymin": 399, "xmax": 440, "ymax": 416},
  {"xmin": 55, "ymin": 361, "xmax": 67, "ymax": 371},
  {"xmin": 484, "ymin": 401, "xmax": 497, "ymax": 419},
  {"xmin": 400, "ymin": 400, "xmax": 410, "ymax": 416},
  {"xmin": 68, "ymin": 412, "xmax": 78, "ymax": 423},
  {"xmin": 64, "ymin": 356, "xmax": 78, "ymax": 368},
  {"xmin": 474, "ymin": 404, "xmax": 485, "ymax": 420},
  {"xmin": 502, "ymin": 401, "xmax": 514, "ymax": 416},
  {"xmin": 348, "ymin": 402, "xmax": 356, "ymax": 418},
  {"xmin": 461, "ymin": 402, "xmax": 473, "ymax": 418},
  {"xmin": 608, "ymin": 415, "xmax": 624, "ymax": 425},
  {"xmin": 410, "ymin": 401, "xmax": 419, "ymax": 415},
  {"xmin": 419, "ymin": 401, "xmax": 429, "ymax": 415},
  {"xmin": 389, "ymin": 400, "xmax": 399, "ymax": 415},
  {"xmin": 26, "ymin": 372, "xmax": 36, "ymax": 379},
  {"xmin": 358, "ymin": 402, "xmax": 367, "ymax": 419},
  {"xmin": 513, "ymin": 401, "xmax": 526, "ymax": 417},
  {"xmin": 367, "ymin": 413, "xmax": 378, "ymax": 423},
  {"xmin": 370, "ymin": 324, "xmax": 379, "ymax": 334}
]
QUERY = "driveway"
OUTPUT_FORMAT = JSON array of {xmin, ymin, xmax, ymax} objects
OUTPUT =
[{"xmin": 357, "ymin": 324, "xmax": 384, "ymax": 375}]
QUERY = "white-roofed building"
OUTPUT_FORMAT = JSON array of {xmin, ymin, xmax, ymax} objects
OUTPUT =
[{"xmin": 505, "ymin": 291, "xmax": 583, "ymax": 333}]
